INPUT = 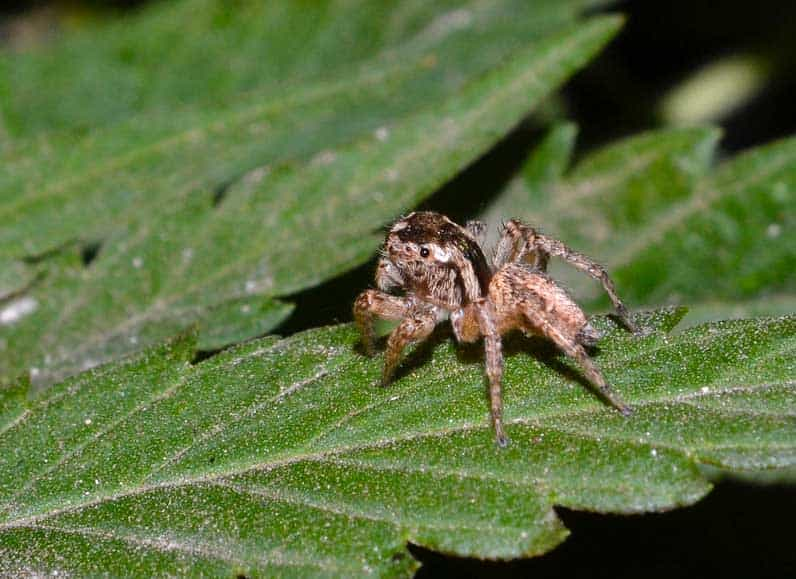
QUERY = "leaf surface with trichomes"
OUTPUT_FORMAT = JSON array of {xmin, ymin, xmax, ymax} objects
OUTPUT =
[{"xmin": 1, "ymin": 309, "xmax": 793, "ymax": 576}]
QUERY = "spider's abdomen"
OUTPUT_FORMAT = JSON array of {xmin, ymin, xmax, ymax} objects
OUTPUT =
[{"xmin": 489, "ymin": 263, "xmax": 591, "ymax": 340}]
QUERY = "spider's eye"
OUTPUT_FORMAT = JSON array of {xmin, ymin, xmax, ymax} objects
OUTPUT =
[{"xmin": 419, "ymin": 247, "xmax": 430, "ymax": 258}]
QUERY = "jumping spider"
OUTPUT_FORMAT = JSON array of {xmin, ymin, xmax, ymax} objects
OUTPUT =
[{"xmin": 354, "ymin": 211, "xmax": 637, "ymax": 447}]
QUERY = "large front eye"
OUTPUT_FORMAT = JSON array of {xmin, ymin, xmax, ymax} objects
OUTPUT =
[{"xmin": 419, "ymin": 247, "xmax": 430, "ymax": 258}]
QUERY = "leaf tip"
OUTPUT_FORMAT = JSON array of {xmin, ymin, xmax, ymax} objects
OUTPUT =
[
  {"xmin": 632, "ymin": 305, "xmax": 689, "ymax": 334},
  {"xmin": 164, "ymin": 324, "xmax": 201, "ymax": 365},
  {"xmin": 589, "ymin": 12, "xmax": 627, "ymax": 39}
]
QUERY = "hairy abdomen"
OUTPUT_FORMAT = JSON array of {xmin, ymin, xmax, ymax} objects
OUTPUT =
[{"xmin": 489, "ymin": 263, "xmax": 592, "ymax": 340}]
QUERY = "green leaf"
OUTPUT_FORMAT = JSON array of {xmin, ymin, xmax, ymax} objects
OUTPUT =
[
  {"xmin": 1, "ymin": 0, "xmax": 606, "ymax": 137},
  {"xmin": 0, "ymin": 11, "xmax": 623, "ymax": 387},
  {"xmin": 0, "ymin": 258, "xmax": 37, "ymax": 302},
  {"xmin": 681, "ymin": 294, "xmax": 796, "ymax": 327},
  {"xmin": 483, "ymin": 125, "xmax": 795, "ymax": 311},
  {"xmin": 0, "ymin": 309, "xmax": 793, "ymax": 575},
  {"xmin": 0, "ymin": 378, "xmax": 28, "ymax": 437}
]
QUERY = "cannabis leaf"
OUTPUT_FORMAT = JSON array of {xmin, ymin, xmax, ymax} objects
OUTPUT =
[
  {"xmin": 0, "ymin": 309, "xmax": 793, "ymax": 576},
  {"xmin": 1, "ymin": 0, "xmax": 608, "ymax": 136},
  {"xmin": 482, "ymin": 124, "xmax": 796, "ymax": 318},
  {"xmin": 0, "ymin": 4, "xmax": 623, "ymax": 387}
]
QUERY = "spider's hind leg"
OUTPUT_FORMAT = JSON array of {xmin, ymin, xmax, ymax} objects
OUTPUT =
[
  {"xmin": 527, "ymin": 307, "xmax": 631, "ymax": 415},
  {"xmin": 576, "ymin": 322, "xmax": 602, "ymax": 348},
  {"xmin": 526, "ymin": 312, "xmax": 633, "ymax": 416},
  {"xmin": 496, "ymin": 265, "xmax": 631, "ymax": 416}
]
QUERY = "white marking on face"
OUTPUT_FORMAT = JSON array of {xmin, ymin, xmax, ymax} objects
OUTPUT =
[
  {"xmin": 391, "ymin": 220, "xmax": 409, "ymax": 232},
  {"xmin": 430, "ymin": 244, "xmax": 452, "ymax": 263}
]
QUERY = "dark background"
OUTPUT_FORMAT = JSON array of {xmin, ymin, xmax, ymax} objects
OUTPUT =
[{"xmin": 3, "ymin": 1, "xmax": 795, "ymax": 577}]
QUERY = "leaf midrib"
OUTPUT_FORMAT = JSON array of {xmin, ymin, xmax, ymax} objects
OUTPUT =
[
  {"xmin": 608, "ymin": 142, "xmax": 796, "ymax": 269},
  {"xmin": 0, "ymin": 375, "xmax": 787, "ymax": 531},
  {"xmin": 0, "ymin": 56, "xmax": 428, "ymax": 220},
  {"xmin": 3, "ymin": 315, "xmax": 776, "ymax": 522}
]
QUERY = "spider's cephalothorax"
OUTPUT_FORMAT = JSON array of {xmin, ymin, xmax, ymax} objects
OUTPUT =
[{"xmin": 354, "ymin": 211, "xmax": 637, "ymax": 447}]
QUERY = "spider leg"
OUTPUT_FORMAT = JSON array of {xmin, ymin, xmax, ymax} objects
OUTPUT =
[
  {"xmin": 474, "ymin": 301, "xmax": 509, "ymax": 447},
  {"xmin": 522, "ymin": 306, "xmax": 632, "ymax": 416},
  {"xmin": 504, "ymin": 220, "xmax": 637, "ymax": 333},
  {"xmin": 353, "ymin": 289, "xmax": 412, "ymax": 356},
  {"xmin": 465, "ymin": 219, "xmax": 487, "ymax": 247},
  {"xmin": 494, "ymin": 220, "xmax": 550, "ymax": 272},
  {"xmin": 381, "ymin": 304, "xmax": 439, "ymax": 387},
  {"xmin": 494, "ymin": 220, "xmax": 522, "ymax": 269},
  {"xmin": 450, "ymin": 304, "xmax": 481, "ymax": 343}
]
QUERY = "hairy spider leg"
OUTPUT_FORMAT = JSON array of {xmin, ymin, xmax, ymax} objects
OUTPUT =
[
  {"xmin": 354, "ymin": 290, "xmax": 440, "ymax": 385},
  {"xmin": 452, "ymin": 303, "xmax": 508, "ymax": 446},
  {"xmin": 465, "ymin": 219, "xmax": 487, "ymax": 247},
  {"xmin": 353, "ymin": 289, "xmax": 412, "ymax": 356},
  {"xmin": 474, "ymin": 300, "xmax": 508, "ymax": 447},
  {"xmin": 521, "ymin": 305, "xmax": 632, "ymax": 416},
  {"xmin": 496, "ymin": 220, "xmax": 638, "ymax": 332},
  {"xmin": 381, "ymin": 305, "xmax": 438, "ymax": 387},
  {"xmin": 494, "ymin": 221, "xmax": 548, "ymax": 271}
]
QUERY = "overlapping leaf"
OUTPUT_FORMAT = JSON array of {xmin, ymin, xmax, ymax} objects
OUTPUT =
[
  {"xmin": 1, "ymin": 0, "xmax": 607, "ymax": 136},
  {"xmin": 0, "ymin": 4, "xmax": 624, "ymax": 386},
  {"xmin": 482, "ymin": 124, "xmax": 796, "ymax": 316},
  {"xmin": 0, "ymin": 309, "xmax": 793, "ymax": 576}
]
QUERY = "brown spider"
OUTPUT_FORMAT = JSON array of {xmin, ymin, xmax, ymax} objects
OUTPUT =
[{"xmin": 354, "ymin": 211, "xmax": 637, "ymax": 446}]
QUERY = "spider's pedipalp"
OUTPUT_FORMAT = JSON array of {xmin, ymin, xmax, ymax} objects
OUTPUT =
[{"xmin": 375, "ymin": 257, "xmax": 405, "ymax": 292}]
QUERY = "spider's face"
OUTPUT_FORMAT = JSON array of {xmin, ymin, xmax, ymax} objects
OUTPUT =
[
  {"xmin": 384, "ymin": 212, "xmax": 466, "ymax": 277},
  {"xmin": 381, "ymin": 212, "xmax": 491, "ymax": 305}
]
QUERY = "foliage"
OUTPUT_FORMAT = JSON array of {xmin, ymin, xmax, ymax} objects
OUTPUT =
[
  {"xmin": 1, "ymin": 0, "xmax": 794, "ymax": 575},
  {"xmin": 0, "ymin": 2, "xmax": 621, "ymax": 387},
  {"xmin": 482, "ymin": 124, "xmax": 795, "ymax": 312},
  {"xmin": 1, "ymin": 309, "xmax": 793, "ymax": 576}
]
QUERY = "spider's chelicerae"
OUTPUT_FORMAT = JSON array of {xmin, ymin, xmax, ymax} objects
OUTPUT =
[{"xmin": 354, "ymin": 211, "xmax": 638, "ymax": 447}]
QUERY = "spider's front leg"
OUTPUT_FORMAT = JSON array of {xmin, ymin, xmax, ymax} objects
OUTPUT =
[
  {"xmin": 353, "ymin": 289, "xmax": 413, "ymax": 356},
  {"xmin": 497, "ymin": 220, "xmax": 638, "ymax": 332},
  {"xmin": 354, "ymin": 290, "xmax": 438, "ymax": 384},
  {"xmin": 381, "ymin": 303, "xmax": 439, "ymax": 387},
  {"xmin": 472, "ymin": 301, "xmax": 509, "ymax": 447}
]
